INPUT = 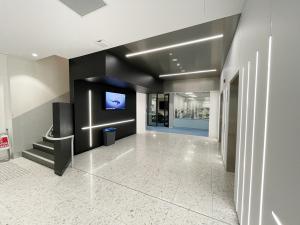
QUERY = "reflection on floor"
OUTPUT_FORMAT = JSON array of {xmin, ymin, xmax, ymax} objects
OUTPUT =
[
  {"xmin": 147, "ymin": 126, "xmax": 209, "ymax": 137},
  {"xmin": 0, "ymin": 132, "xmax": 237, "ymax": 225}
]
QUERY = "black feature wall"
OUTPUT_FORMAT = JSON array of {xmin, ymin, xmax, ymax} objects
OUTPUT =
[
  {"xmin": 53, "ymin": 103, "xmax": 73, "ymax": 175},
  {"xmin": 69, "ymin": 51, "xmax": 163, "ymax": 102},
  {"xmin": 74, "ymin": 80, "xmax": 136, "ymax": 154}
]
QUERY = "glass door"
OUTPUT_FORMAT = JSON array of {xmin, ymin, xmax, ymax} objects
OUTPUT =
[{"xmin": 147, "ymin": 94, "xmax": 157, "ymax": 126}]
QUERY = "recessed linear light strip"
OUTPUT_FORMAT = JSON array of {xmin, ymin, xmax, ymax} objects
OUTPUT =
[
  {"xmin": 259, "ymin": 35, "xmax": 273, "ymax": 225},
  {"xmin": 247, "ymin": 51, "xmax": 259, "ymax": 225},
  {"xmin": 89, "ymin": 90, "xmax": 93, "ymax": 147},
  {"xmin": 126, "ymin": 34, "xmax": 224, "ymax": 58},
  {"xmin": 82, "ymin": 119, "xmax": 135, "ymax": 130},
  {"xmin": 236, "ymin": 67, "xmax": 245, "ymax": 210},
  {"xmin": 272, "ymin": 211, "xmax": 284, "ymax": 225},
  {"xmin": 159, "ymin": 69, "xmax": 217, "ymax": 78},
  {"xmin": 241, "ymin": 61, "xmax": 251, "ymax": 225}
]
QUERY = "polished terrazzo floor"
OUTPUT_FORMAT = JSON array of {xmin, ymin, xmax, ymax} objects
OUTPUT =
[{"xmin": 0, "ymin": 132, "xmax": 238, "ymax": 225}]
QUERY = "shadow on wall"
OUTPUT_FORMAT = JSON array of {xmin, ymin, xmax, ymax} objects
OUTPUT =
[{"xmin": 12, "ymin": 92, "xmax": 70, "ymax": 156}]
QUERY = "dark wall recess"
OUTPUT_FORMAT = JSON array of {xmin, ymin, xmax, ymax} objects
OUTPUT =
[{"xmin": 74, "ymin": 80, "xmax": 136, "ymax": 154}]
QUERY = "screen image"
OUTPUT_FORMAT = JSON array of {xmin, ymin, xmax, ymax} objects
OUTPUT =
[{"xmin": 105, "ymin": 92, "xmax": 126, "ymax": 110}]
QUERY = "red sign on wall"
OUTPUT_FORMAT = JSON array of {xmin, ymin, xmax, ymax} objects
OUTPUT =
[{"xmin": 0, "ymin": 135, "xmax": 9, "ymax": 149}]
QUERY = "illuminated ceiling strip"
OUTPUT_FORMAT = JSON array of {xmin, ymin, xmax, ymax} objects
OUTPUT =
[
  {"xmin": 247, "ymin": 51, "xmax": 259, "ymax": 225},
  {"xmin": 88, "ymin": 90, "xmax": 93, "ymax": 147},
  {"xmin": 126, "ymin": 34, "xmax": 224, "ymax": 57},
  {"xmin": 236, "ymin": 67, "xmax": 245, "ymax": 210},
  {"xmin": 272, "ymin": 211, "xmax": 284, "ymax": 225},
  {"xmin": 259, "ymin": 36, "xmax": 273, "ymax": 225},
  {"xmin": 82, "ymin": 119, "xmax": 135, "ymax": 130},
  {"xmin": 241, "ymin": 61, "xmax": 251, "ymax": 225},
  {"xmin": 159, "ymin": 69, "xmax": 217, "ymax": 78}
]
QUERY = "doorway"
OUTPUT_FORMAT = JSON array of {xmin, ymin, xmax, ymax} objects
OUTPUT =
[
  {"xmin": 226, "ymin": 74, "xmax": 239, "ymax": 172},
  {"xmin": 147, "ymin": 93, "xmax": 169, "ymax": 127}
]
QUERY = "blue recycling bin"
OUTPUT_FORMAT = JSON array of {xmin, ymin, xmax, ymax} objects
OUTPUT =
[{"xmin": 103, "ymin": 128, "xmax": 116, "ymax": 146}]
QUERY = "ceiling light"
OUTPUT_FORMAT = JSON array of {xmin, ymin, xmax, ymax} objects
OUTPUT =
[
  {"xmin": 177, "ymin": 63, "xmax": 180, "ymax": 66},
  {"xmin": 169, "ymin": 53, "xmax": 173, "ymax": 56},
  {"xmin": 181, "ymin": 69, "xmax": 186, "ymax": 72},
  {"xmin": 185, "ymin": 92, "xmax": 193, "ymax": 95},
  {"xmin": 126, "ymin": 34, "xmax": 224, "ymax": 58},
  {"xmin": 159, "ymin": 69, "xmax": 217, "ymax": 78},
  {"xmin": 172, "ymin": 58, "xmax": 178, "ymax": 62},
  {"xmin": 32, "ymin": 53, "xmax": 38, "ymax": 57}
]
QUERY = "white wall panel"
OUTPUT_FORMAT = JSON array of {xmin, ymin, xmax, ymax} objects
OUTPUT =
[
  {"xmin": 262, "ymin": 0, "xmax": 300, "ymax": 224},
  {"xmin": 222, "ymin": 0, "xmax": 299, "ymax": 224},
  {"xmin": 136, "ymin": 92, "xmax": 146, "ymax": 133},
  {"xmin": 209, "ymin": 91, "xmax": 220, "ymax": 139},
  {"xmin": 220, "ymin": 0, "xmax": 271, "ymax": 224}
]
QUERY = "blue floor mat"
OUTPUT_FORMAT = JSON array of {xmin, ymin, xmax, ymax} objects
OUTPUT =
[{"xmin": 146, "ymin": 126, "xmax": 208, "ymax": 137}]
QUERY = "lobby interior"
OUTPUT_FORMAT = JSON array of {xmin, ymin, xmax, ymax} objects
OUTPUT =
[{"xmin": 0, "ymin": 0, "xmax": 299, "ymax": 225}]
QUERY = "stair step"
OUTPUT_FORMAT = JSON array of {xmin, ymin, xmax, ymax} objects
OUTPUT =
[
  {"xmin": 33, "ymin": 141, "xmax": 54, "ymax": 154},
  {"xmin": 22, "ymin": 149, "xmax": 54, "ymax": 169},
  {"xmin": 43, "ymin": 136, "xmax": 54, "ymax": 143}
]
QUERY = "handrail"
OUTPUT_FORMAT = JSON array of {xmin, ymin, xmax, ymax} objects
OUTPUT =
[{"xmin": 45, "ymin": 125, "xmax": 74, "ymax": 167}]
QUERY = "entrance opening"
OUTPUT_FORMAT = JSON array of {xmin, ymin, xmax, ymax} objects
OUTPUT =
[
  {"xmin": 226, "ymin": 73, "xmax": 239, "ymax": 172},
  {"xmin": 147, "ymin": 92, "xmax": 210, "ymax": 137},
  {"xmin": 147, "ymin": 93, "xmax": 169, "ymax": 127}
]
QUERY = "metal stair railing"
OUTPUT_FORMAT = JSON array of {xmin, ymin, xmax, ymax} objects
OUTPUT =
[{"xmin": 45, "ymin": 125, "xmax": 74, "ymax": 167}]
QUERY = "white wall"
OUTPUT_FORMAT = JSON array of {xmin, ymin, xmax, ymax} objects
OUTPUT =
[
  {"xmin": 136, "ymin": 92, "xmax": 146, "ymax": 133},
  {"xmin": 8, "ymin": 55, "xmax": 69, "ymax": 118},
  {"xmin": 0, "ymin": 54, "xmax": 69, "ymax": 155},
  {"xmin": 0, "ymin": 54, "xmax": 7, "ymax": 132},
  {"xmin": 221, "ymin": 0, "xmax": 300, "ymax": 224},
  {"xmin": 209, "ymin": 91, "xmax": 220, "ymax": 140}
]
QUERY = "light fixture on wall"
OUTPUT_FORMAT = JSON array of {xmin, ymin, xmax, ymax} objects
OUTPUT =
[
  {"xmin": 236, "ymin": 67, "xmax": 245, "ymax": 210},
  {"xmin": 89, "ymin": 90, "xmax": 92, "ymax": 147},
  {"xmin": 259, "ymin": 35, "xmax": 273, "ymax": 225},
  {"xmin": 159, "ymin": 69, "xmax": 217, "ymax": 78},
  {"xmin": 247, "ymin": 51, "xmax": 259, "ymax": 225},
  {"xmin": 82, "ymin": 119, "xmax": 135, "ymax": 130},
  {"xmin": 83, "ymin": 89, "xmax": 135, "ymax": 148},
  {"xmin": 32, "ymin": 53, "xmax": 38, "ymax": 57},
  {"xmin": 125, "ymin": 34, "xmax": 224, "ymax": 58},
  {"xmin": 241, "ymin": 61, "xmax": 251, "ymax": 225},
  {"xmin": 272, "ymin": 211, "xmax": 283, "ymax": 225}
]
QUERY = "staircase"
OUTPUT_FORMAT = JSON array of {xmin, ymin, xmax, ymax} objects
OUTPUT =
[{"xmin": 22, "ymin": 137, "xmax": 55, "ymax": 169}]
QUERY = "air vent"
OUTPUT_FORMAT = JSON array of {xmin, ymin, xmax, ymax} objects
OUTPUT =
[{"xmin": 60, "ymin": 0, "xmax": 106, "ymax": 16}]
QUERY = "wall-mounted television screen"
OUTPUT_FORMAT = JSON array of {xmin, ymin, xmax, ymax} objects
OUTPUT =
[{"xmin": 105, "ymin": 92, "xmax": 126, "ymax": 110}]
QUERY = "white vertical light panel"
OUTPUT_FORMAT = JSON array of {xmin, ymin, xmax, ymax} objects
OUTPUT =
[
  {"xmin": 272, "ymin": 211, "xmax": 284, "ymax": 225},
  {"xmin": 259, "ymin": 36, "xmax": 273, "ymax": 225},
  {"xmin": 241, "ymin": 61, "xmax": 251, "ymax": 224},
  {"xmin": 236, "ymin": 67, "xmax": 245, "ymax": 210},
  {"xmin": 247, "ymin": 51, "xmax": 259, "ymax": 225},
  {"xmin": 88, "ymin": 90, "xmax": 92, "ymax": 147}
]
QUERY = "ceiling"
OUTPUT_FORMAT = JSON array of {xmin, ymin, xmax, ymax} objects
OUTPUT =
[
  {"xmin": 109, "ymin": 15, "xmax": 240, "ymax": 79},
  {"xmin": 0, "ymin": 0, "xmax": 244, "ymax": 60}
]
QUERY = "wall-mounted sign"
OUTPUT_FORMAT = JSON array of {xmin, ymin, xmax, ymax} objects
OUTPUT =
[{"xmin": 0, "ymin": 134, "xmax": 10, "ymax": 150}]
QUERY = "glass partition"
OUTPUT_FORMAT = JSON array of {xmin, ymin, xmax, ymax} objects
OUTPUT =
[{"xmin": 173, "ymin": 92, "xmax": 210, "ymax": 130}]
